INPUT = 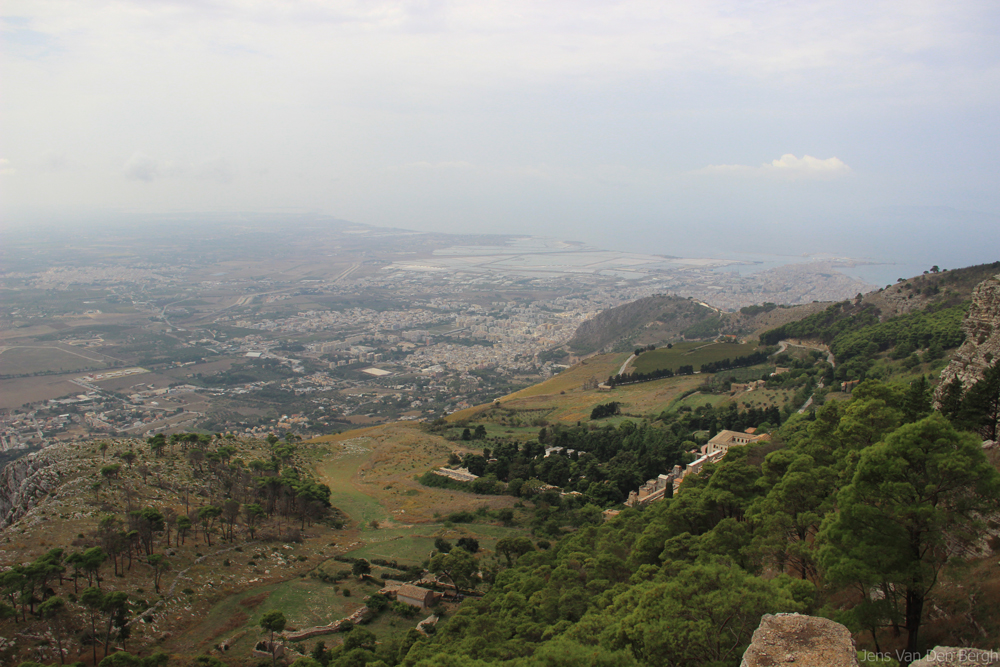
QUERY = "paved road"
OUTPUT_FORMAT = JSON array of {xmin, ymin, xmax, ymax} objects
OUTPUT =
[{"xmin": 617, "ymin": 354, "xmax": 636, "ymax": 376}]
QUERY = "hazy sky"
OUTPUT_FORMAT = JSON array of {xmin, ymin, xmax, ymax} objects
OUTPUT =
[{"xmin": 3, "ymin": 1, "xmax": 999, "ymax": 268}]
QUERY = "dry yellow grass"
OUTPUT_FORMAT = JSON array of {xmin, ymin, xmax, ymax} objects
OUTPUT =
[
  {"xmin": 313, "ymin": 423, "xmax": 514, "ymax": 525},
  {"xmin": 445, "ymin": 353, "xmax": 628, "ymax": 423},
  {"xmin": 504, "ymin": 352, "xmax": 629, "ymax": 400}
]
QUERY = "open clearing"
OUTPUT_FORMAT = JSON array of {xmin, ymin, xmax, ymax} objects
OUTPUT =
[
  {"xmin": 341, "ymin": 523, "xmax": 527, "ymax": 567},
  {"xmin": 310, "ymin": 425, "xmax": 515, "ymax": 528},
  {"xmin": 504, "ymin": 353, "xmax": 628, "ymax": 400},
  {"xmin": 168, "ymin": 575, "xmax": 415, "ymax": 656}
]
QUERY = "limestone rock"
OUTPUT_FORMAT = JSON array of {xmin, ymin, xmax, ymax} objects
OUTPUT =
[
  {"xmin": 0, "ymin": 450, "xmax": 59, "ymax": 528},
  {"xmin": 910, "ymin": 646, "xmax": 1000, "ymax": 666},
  {"xmin": 740, "ymin": 613, "xmax": 859, "ymax": 667},
  {"xmin": 936, "ymin": 273, "xmax": 1000, "ymax": 403}
]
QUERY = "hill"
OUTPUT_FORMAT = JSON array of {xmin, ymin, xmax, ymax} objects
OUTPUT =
[
  {"xmin": 567, "ymin": 262, "xmax": 1000, "ymax": 357},
  {"xmin": 567, "ymin": 295, "xmax": 719, "ymax": 354}
]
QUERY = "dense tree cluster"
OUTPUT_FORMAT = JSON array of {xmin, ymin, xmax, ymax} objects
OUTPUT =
[
  {"xmin": 939, "ymin": 361, "xmax": 1000, "ymax": 441},
  {"xmin": 589, "ymin": 402, "xmax": 621, "ymax": 420},
  {"xmin": 430, "ymin": 405, "xmax": 787, "ymax": 509},
  {"xmin": 401, "ymin": 379, "xmax": 1000, "ymax": 666},
  {"xmin": 760, "ymin": 301, "xmax": 966, "ymax": 381},
  {"xmin": 698, "ymin": 349, "xmax": 771, "ymax": 374}
]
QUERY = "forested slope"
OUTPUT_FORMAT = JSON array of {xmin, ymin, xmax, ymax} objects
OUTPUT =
[{"xmin": 400, "ymin": 379, "xmax": 1000, "ymax": 667}]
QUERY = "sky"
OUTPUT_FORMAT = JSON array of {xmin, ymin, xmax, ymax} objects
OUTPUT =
[{"xmin": 3, "ymin": 0, "xmax": 1000, "ymax": 271}]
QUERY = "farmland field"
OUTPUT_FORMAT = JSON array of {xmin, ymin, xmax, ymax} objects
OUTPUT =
[
  {"xmin": 0, "ymin": 344, "xmax": 111, "ymax": 375},
  {"xmin": 630, "ymin": 341, "xmax": 763, "ymax": 374}
]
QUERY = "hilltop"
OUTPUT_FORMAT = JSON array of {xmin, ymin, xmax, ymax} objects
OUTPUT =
[{"xmin": 566, "ymin": 294, "xmax": 718, "ymax": 355}]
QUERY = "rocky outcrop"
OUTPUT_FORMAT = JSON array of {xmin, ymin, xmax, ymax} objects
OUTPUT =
[
  {"xmin": 910, "ymin": 647, "xmax": 1000, "ymax": 666},
  {"xmin": 740, "ymin": 613, "xmax": 859, "ymax": 667},
  {"xmin": 0, "ymin": 450, "xmax": 60, "ymax": 529},
  {"xmin": 936, "ymin": 273, "xmax": 1000, "ymax": 401}
]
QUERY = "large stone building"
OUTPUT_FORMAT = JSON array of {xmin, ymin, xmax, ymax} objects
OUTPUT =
[
  {"xmin": 702, "ymin": 429, "xmax": 770, "ymax": 456},
  {"xmin": 625, "ymin": 428, "xmax": 771, "ymax": 506}
]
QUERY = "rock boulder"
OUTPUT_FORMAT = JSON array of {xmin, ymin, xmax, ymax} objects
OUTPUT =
[{"xmin": 740, "ymin": 613, "xmax": 860, "ymax": 667}]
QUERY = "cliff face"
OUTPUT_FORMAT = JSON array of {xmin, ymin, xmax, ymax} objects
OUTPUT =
[
  {"xmin": 0, "ymin": 450, "xmax": 60, "ymax": 529},
  {"xmin": 935, "ymin": 273, "xmax": 1000, "ymax": 401}
]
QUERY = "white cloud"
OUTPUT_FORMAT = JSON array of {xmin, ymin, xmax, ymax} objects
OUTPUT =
[
  {"xmin": 769, "ymin": 154, "xmax": 851, "ymax": 176},
  {"xmin": 692, "ymin": 154, "xmax": 852, "ymax": 179},
  {"xmin": 0, "ymin": 158, "xmax": 15, "ymax": 176}
]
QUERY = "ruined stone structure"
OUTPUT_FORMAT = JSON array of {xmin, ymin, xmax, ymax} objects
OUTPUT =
[
  {"xmin": 432, "ymin": 467, "xmax": 479, "ymax": 483},
  {"xmin": 936, "ymin": 273, "xmax": 1000, "ymax": 404}
]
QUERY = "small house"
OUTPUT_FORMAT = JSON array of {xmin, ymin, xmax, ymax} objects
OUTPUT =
[{"xmin": 396, "ymin": 584, "xmax": 439, "ymax": 610}]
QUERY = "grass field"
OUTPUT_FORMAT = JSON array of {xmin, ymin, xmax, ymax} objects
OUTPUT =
[
  {"xmin": 310, "ymin": 425, "xmax": 516, "ymax": 528},
  {"xmin": 631, "ymin": 341, "xmax": 762, "ymax": 374},
  {"xmin": 169, "ymin": 575, "xmax": 408, "ymax": 655},
  {"xmin": 505, "ymin": 353, "xmax": 629, "ymax": 400},
  {"xmin": 339, "ymin": 523, "xmax": 527, "ymax": 566}
]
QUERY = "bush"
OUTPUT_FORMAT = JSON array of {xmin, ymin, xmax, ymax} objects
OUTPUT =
[
  {"xmin": 367, "ymin": 592, "xmax": 389, "ymax": 613},
  {"xmin": 391, "ymin": 601, "xmax": 419, "ymax": 618}
]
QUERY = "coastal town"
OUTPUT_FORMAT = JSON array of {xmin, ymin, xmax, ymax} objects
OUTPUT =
[{"xmin": 0, "ymin": 225, "xmax": 876, "ymax": 450}]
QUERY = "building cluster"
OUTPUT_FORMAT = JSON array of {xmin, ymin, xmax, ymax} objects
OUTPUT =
[{"xmin": 625, "ymin": 429, "xmax": 772, "ymax": 507}]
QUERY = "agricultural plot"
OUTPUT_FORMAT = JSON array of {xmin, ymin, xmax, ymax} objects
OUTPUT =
[
  {"xmin": 492, "ymin": 373, "xmax": 704, "ymax": 423},
  {"xmin": 0, "ymin": 344, "xmax": 111, "ymax": 375},
  {"xmin": 630, "ymin": 341, "xmax": 762, "ymax": 374},
  {"xmin": 503, "ymin": 352, "xmax": 629, "ymax": 400}
]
